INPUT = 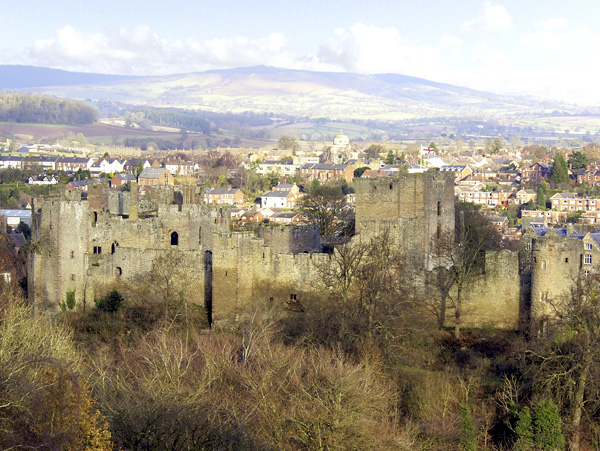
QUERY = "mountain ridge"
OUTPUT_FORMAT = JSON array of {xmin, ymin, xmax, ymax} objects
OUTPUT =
[{"xmin": 0, "ymin": 65, "xmax": 582, "ymax": 119}]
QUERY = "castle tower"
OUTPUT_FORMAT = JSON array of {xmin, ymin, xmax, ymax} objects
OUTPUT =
[
  {"xmin": 29, "ymin": 195, "xmax": 90, "ymax": 313},
  {"xmin": 353, "ymin": 172, "xmax": 455, "ymax": 269}
]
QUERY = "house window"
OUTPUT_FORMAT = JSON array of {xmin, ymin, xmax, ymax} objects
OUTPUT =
[
  {"xmin": 585, "ymin": 254, "xmax": 592, "ymax": 265},
  {"xmin": 171, "ymin": 231, "xmax": 179, "ymax": 246},
  {"xmin": 585, "ymin": 243, "xmax": 593, "ymax": 250}
]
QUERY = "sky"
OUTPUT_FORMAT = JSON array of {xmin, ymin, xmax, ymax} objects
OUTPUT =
[{"xmin": 2, "ymin": 0, "xmax": 599, "ymax": 104}]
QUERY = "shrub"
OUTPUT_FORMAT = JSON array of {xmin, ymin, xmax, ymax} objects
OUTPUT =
[
  {"xmin": 94, "ymin": 290, "xmax": 123, "ymax": 313},
  {"xmin": 60, "ymin": 290, "xmax": 76, "ymax": 312}
]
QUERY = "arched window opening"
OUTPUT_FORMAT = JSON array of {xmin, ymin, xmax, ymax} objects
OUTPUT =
[
  {"xmin": 116, "ymin": 267, "xmax": 122, "ymax": 276},
  {"xmin": 111, "ymin": 241, "xmax": 119, "ymax": 254},
  {"xmin": 93, "ymin": 211, "xmax": 98, "ymax": 224},
  {"xmin": 171, "ymin": 231, "xmax": 179, "ymax": 246}
]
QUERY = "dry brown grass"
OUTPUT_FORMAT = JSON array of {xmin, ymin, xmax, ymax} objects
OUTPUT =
[{"xmin": 83, "ymin": 319, "xmax": 415, "ymax": 450}]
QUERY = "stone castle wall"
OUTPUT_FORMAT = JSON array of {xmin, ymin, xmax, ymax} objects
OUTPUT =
[
  {"xmin": 28, "ymin": 172, "xmax": 557, "ymax": 331},
  {"xmin": 451, "ymin": 250, "xmax": 521, "ymax": 330}
]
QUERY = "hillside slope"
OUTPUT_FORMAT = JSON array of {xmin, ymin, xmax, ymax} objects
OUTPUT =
[{"xmin": 0, "ymin": 65, "xmax": 577, "ymax": 120}]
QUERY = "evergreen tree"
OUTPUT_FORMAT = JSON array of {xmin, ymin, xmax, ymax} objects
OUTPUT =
[
  {"xmin": 514, "ymin": 406, "xmax": 534, "ymax": 451},
  {"xmin": 459, "ymin": 404, "xmax": 477, "ymax": 451},
  {"xmin": 536, "ymin": 182, "xmax": 548, "ymax": 210},
  {"xmin": 549, "ymin": 152, "xmax": 569, "ymax": 185},
  {"xmin": 569, "ymin": 150, "xmax": 589, "ymax": 173},
  {"xmin": 385, "ymin": 150, "xmax": 396, "ymax": 165},
  {"xmin": 534, "ymin": 399, "xmax": 565, "ymax": 451}
]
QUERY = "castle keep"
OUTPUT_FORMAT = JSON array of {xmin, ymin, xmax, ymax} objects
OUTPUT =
[{"xmin": 27, "ymin": 171, "xmax": 594, "ymax": 331}]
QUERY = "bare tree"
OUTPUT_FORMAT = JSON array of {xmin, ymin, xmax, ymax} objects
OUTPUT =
[
  {"xmin": 318, "ymin": 229, "xmax": 416, "ymax": 343},
  {"xmin": 527, "ymin": 276, "xmax": 600, "ymax": 451},
  {"xmin": 434, "ymin": 203, "xmax": 501, "ymax": 338},
  {"xmin": 297, "ymin": 183, "xmax": 354, "ymax": 246},
  {"xmin": 318, "ymin": 241, "xmax": 365, "ymax": 340},
  {"xmin": 143, "ymin": 251, "xmax": 204, "ymax": 333},
  {"xmin": 355, "ymin": 230, "xmax": 408, "ymax": 339}
]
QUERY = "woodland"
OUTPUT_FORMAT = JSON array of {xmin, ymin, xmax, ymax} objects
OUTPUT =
[{"xmin": 0, "ymin": 93, "xmax": 97, "ymax": 126}]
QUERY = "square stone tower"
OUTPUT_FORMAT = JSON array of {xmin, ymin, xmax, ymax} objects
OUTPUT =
[{"xmin": 354, "ymin": 172, "xmax": 455, "ymax": 269}]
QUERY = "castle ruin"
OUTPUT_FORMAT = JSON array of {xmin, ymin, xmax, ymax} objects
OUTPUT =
[{"xmin": 27, "ymin": 171, "xmax": 595, "ymax": 332}]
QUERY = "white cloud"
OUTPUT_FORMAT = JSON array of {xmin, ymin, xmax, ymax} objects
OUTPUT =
[
  {"xmin": 11, "ymin": 23, "xmax": 448, "ymax": 79},
  {"xmin": 518, "ymin": 30, "xmax": 575, "ymax": 52},
  {"xmin": 24, "ymin": 26, "xmax": 300, "ymax": 75},
  {"xmin": 317, "ymin": 23, "xmax": 442, "ymax": 77},
  {"xmin": 534, "ymin": 18, "xmax": 569, "ymax": 30},
  {"xmin": 471, "ymin": 48, "xmax": 509, "ymax": 64},
  {"xmin": 439, "ymin": 35, "xmax": 463, "ymax": 56},
  {"xmin": 461, "ymin": 2, "xmax": 512, "ymax": 31}
]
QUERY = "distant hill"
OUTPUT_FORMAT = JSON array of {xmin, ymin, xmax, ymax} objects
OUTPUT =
[
  {"xmin": 0, "ymin": 65, "xmax": 138, "ymax": 89},
  {"xmin": 0, "ymin": 65, "xmax": 581, "ymax": 120}
]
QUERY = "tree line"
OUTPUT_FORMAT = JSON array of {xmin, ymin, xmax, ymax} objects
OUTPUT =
[
  {"xmin": 0, "ymin": 93, "xmax": 97, "ymax": 125},
  {"xmin": 132, "ymin": 109, "xmax": 211, "ymax": 134}
]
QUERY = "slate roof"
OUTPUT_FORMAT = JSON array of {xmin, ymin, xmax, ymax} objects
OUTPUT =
[
  {"xmin": 7, "ymin": 233, "xmax": 26, "ymax": 248},
  {"xmin": 139, "ymin": 167, "xmax": 168, "ymax": 179},
  {"xmin": 204, "ymin": 188, "xmax": 239, "ymax": 195},
  {"xmin": 271, "ymin": 212, "xmax": 299, "ymax": 219},
  {"xmin": 262, "ymin": 190, "xmax": 291, "ymax": 198},
  {"xmin": 300, "ymin": 163, "xmax": 348, "ymax": 170},
  {"xmin": 67, "ymin": 178, "xmax": 106, "ymax": 187},
  {"xmin": 114, "ymin": 173, "xmax": 137, "ymax": 181},
  {"xmin": 0, "ymin": 210, "xmax": 31, "ymax": 220},
  {"xmin": 438, "ymin": 165, "xmax": 468, "ymax": 171}
]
